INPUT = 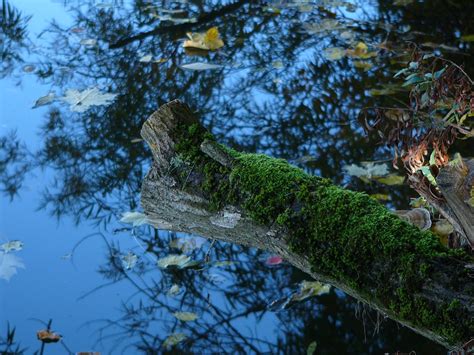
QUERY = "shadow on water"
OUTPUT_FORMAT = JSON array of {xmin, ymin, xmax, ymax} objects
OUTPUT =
[{"xmin": 1, "ymin": 0, "xmax": 473, "ymax": 353}]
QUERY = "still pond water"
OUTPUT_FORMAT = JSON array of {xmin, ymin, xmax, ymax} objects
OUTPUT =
[{"xmin": 1, "ymin": 0, "xmax": 473, "ymax": 353}]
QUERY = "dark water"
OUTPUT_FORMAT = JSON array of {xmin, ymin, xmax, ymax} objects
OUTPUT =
[{"xmin": 1, "ymin": 0, "xmax": 473, "ymax": 354}]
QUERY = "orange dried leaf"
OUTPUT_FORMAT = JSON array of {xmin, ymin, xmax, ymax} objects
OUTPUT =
[{"xmin": 37, "ymin": 329, "xmax": 62, "ymax": 343}]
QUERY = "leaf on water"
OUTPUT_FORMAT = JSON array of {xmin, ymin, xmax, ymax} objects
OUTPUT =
[
  {"xmin": 169, "ymin": 237, "xmax": 206, "ymax": 253},
  {"xmin": 293, "ymin": 281, "xmax": 331, "ymax": 302},
  {"xmin": 307, "ymin": 341, "xmax": 318, "ymax": 355},
  {"xmin": 167, "ymin": 284, "xmax": 180, "ymax": 296},
  {"xmin": 271, "ymin": 281, "xmax": 332, "ymax": 311},
  {"xmin": 180, "ymin": 62, "xmax": 223, "ymax": 71},
  {"xmin": 372, "ymin": 173, "xmax": 405, "ymax": 186},
  {"xmin": 265, "ymin": 255, "xmax": 283, "ymax": 265},
  {"xmin": 139, "ymin": 55, "xmax": 153, "ymax": 63},
  {"xmin": 120, "ymin": 211, "xmax": 149, "ymax": 227},
  {"xmin": 461, "ymin": 34, "xmax": 474, "ymax": 42},
  {"xmin": 346, "ymin": 42, "xmax": 377, "ymax": 59},
  {"xmin": 80, "ymin": 38, "xmax": 97, "ymax": 46},
  {"xmin": 156, "ymin": 8, "xmax": 186, "ymax": 14},
  {"xmin": 60, "ymin": 87, "xmax": 117, "ymax": 113},
  {"xmin": 70, "ymin": 27, "xmax": 85, "ymax": 34},
  {"xmin": 183, "ymin": 27, "xmax": 224, "ymax": 51},
  {"xmin": 1, "ymin": 240, "xmax": 23, "ymax": 253},
  {"xmin": 272, "ymin": 60, "xmax": 284, "ymax": 69},
  {"xmin": 158, "ymin": 16, "xmax": 197, "ymax": 24},
  {"xmin": 23, "ymin": 65, "xmax": 35, "ymax": 73},
  {"xmin": 32, "ymin": 92, "xmax": 56, "ymax": 109},
  {"xmin": 172, "ymin": 312, "xmax": 199, "ymax": 322},
  {"xmin": 157, "ymin": 254, "xmax": 191, "ymax": 269},
  {"xmin": 37, "ymin": 329, "xmax": 62, "ymax": 343},
  {"xmin": 163, "ymin": 333, "xmax": 187, "ymax": 348},
  {"xmin": 303, "ymin": 19, "xmax": 341, "ymax": 34},
  {"xmin": 343, "ymin": 162, "xmax": 389, "ymax": 179},
  {"xmin": 323, "ymin": 47, "xmax": 346, "ymax": 61},
  {"xmin": 121, "ymin": 251, "xmax": 138, "ymax": 270},
  {"xmin": 0, "ymin": 252, "xmax": 25, "ymax": 281}
]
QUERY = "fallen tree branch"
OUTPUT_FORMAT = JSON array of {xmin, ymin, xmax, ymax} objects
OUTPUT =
[{"xmin": 140, "ymin": 100, "xmax": 474, "ymax": 348}]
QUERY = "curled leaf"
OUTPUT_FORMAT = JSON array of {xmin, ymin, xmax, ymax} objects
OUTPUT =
[
  {"xmin": 37, "ymin": 329, "xmax": 62, "ymax": 343},
  {"xmin": 183, "ymin": 27, "xmax": 224, "ymax": 51},
  {"xmin": 33, "ymin": 92, "xmax": 56, "ymax": 109}
]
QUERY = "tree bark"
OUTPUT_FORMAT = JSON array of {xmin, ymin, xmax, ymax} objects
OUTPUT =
[{"xmin": 140, "ymin": 100, "xmax": 474, "ymax": 349}]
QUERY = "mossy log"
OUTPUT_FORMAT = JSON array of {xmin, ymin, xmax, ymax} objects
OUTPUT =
[{"xmin": 140, "ymin": 100, "xmax": 474, "ymax": 349}]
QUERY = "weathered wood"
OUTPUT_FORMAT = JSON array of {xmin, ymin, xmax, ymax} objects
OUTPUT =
[
  {"xmin": 140, "ymin": 100, "xmax": 474, "ymax": 349},
  {"xmin": 409, "ymin": 158, "xmax": 474, "ymax": 249},
  {"xmin": 437, "ymin": 159, "xmax": 474, "ymax": 247}
]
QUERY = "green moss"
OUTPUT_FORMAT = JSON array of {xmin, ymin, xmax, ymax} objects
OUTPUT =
[{"xmin": 170, "ymin": 119, "xmax": 474, "ymax": 345}]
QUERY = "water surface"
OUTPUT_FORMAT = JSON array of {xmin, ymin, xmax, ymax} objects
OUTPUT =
[{"xmin": 1, "ymin": 0, "xmax": 473, "ymax": 353}]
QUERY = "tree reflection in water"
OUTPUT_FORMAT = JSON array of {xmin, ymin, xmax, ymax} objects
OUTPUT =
[{"xmin": 1, "ymin": 0, "xmax": 473, "ymax": 353}]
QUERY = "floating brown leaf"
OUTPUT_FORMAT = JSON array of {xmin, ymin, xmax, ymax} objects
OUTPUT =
[{"xmin": 37, "ymin": 329, "xmax": 62, "ymax": 343}]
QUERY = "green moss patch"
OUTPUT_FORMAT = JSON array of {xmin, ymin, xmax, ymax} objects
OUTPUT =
[{"xmin": 169, "ymin": 118, "xmax": 473, "ymax": 346}]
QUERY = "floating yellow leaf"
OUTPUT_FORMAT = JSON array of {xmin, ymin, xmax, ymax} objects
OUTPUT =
[
  {"xmin": 347, "ymin": 42, "xmax": 377, "ymax": 59},
  {"xmin": 183, "ymin": 27, "xmax": 224, "ymax": 51}
]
